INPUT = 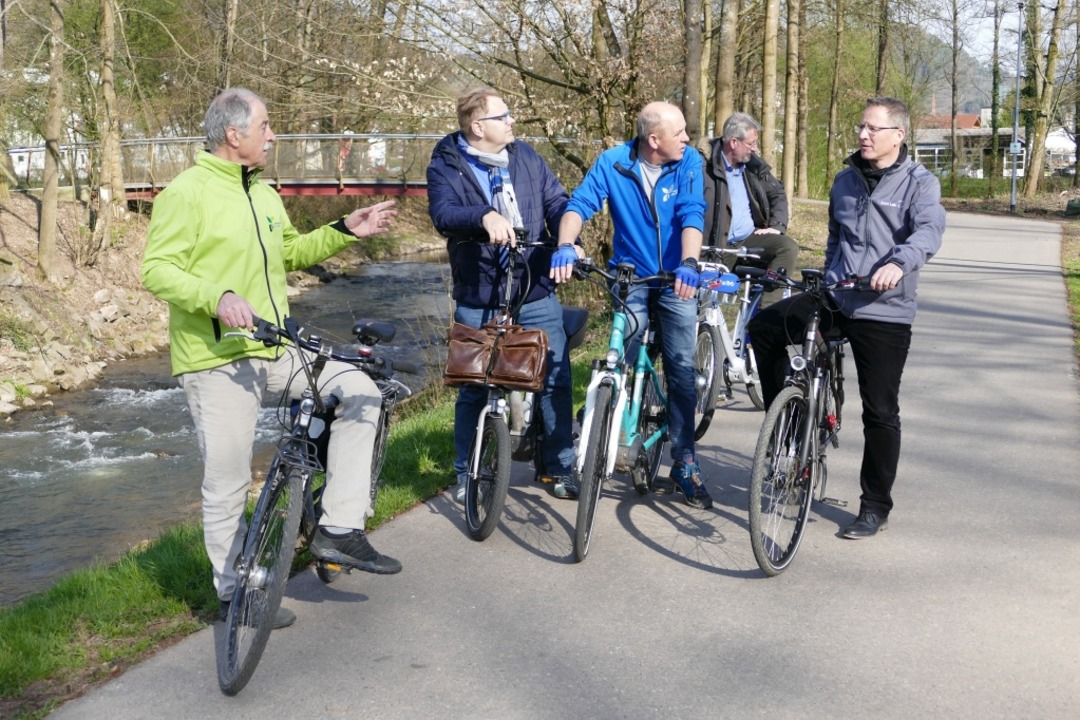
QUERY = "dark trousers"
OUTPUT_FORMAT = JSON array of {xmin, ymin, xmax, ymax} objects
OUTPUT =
[
  {"xmin": 748, "ymin": 294, "xmax": 912, "ymax": 517},
  {"xmin": 728, "ymin": 232, "xmax": 800, "ymax": 306}
]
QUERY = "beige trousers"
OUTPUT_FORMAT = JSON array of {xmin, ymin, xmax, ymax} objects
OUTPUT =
[{"xmin": 180, "ymin": 346, "xmax": 381, "ymax": 599}]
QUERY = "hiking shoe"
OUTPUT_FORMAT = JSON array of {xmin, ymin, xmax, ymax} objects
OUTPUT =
[
  {"xmin": 219, "ymin": 600, "xmax": 296, "ymax": 630},
  {"xmin": 310, "ymin": 528, "xmax": 402, "ymax": 574},
  {"xmin": 670, "ymin": 460, "xmax": 713, "ymax": 509},
  {"xmin": 552, "ymin": 475, "xmax": 579, "ymax": 500}
]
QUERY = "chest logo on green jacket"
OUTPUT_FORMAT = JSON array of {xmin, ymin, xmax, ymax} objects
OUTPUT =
[{"xmin": 265, "ymin": 215, "xmax": 282, "ymax": 232}]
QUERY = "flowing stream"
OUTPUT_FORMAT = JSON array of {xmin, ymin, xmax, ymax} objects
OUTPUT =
[{"xmin": 0, "ymin": 253, "xmax": 450, "ymax": 606}]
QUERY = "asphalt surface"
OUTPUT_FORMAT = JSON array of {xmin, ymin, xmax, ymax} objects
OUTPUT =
[{"xmin": 51, "ymin": 212, "xmax": 1080, "ymax": 719}]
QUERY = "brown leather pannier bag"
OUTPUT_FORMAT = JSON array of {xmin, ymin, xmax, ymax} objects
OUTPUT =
[{"xmin": 443, "ymin": 322, "xmax": 548, "ymax": 393}]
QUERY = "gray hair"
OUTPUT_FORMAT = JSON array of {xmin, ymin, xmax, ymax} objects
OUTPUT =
[
  {"xmin": 866, "ymin": 96, "xmax": 910, "ymax": 134},
  {"xmin": 205, "ymin": 88, "xmax": 263, "ymax": 149},
  {"xmin": 722, "ymin": 112, "xmax": 761, "ymax": 142}
]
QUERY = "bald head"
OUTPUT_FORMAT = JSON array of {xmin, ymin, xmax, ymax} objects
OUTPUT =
[{"xmin": 636, "ymin": 102, "xmax": 689, "ymax": 165}]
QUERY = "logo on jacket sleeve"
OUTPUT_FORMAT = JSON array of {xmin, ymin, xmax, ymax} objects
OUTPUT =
[{"xmin": 661, "ymin": 186, "xmax": 678, "ymax": 203}]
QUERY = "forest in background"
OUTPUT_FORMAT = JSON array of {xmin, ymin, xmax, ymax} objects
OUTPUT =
[{"xmin": 1, "ymin": 0, "xmax": 1079, "ymax": 279}]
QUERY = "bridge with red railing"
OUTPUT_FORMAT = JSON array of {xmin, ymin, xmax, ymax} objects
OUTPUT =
[{"xmin": 5, "ymin": 133, "xmax": 441, "ymax": 201}]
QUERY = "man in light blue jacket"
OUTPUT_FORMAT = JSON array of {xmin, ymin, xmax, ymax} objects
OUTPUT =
[
  {"xmin": 554, "ymin": 101, "xmax": 713, "ymax": 510},
  {"xmin": 749, "ymin": 97, "xmax": 945, "ymax": 539}
]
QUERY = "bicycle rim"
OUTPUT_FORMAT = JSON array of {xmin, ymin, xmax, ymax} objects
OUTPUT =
[
  {"xmin": 633, "ymin": 367, "xmax": 666, "ymax": 494},
  {"xmin": 693, "ymin": 324, "xmax": 720, "ymax": 440},
  {"xmin": 575, "ymin": 385, "xmax": 613, "ymax": 562},
  {"xmin": 218, "ymin": 465, "xmax": 303, "ymax": 695},
  {"xmin": 465, "ymin": 415, "xmax": 511, "ymax": 541},
  {"xmin": 748, "ymin": 386, "xmax": 814, "ymax": 576}
]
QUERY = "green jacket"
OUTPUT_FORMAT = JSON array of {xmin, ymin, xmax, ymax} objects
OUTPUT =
[{"xmin": 142, "ymin": 151, "xmax": 355, "ymax": 376}]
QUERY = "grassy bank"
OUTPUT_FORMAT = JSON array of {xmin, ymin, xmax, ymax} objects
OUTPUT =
[{"xmin": 2, "ymin": 197, "xmax": 1077, "ymax": 719}]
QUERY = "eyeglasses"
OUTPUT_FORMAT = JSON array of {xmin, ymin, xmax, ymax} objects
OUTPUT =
[
  {"xmin": 735, "ymin": 136, "xmax": 760, "ymax": 150},
  {"xmin": 855, "ymin": 124, "xmax": 901, "ymax": 137},
  {"xmin": 476, "ymin": 110, "xmax": 513, "ymax": 124}
]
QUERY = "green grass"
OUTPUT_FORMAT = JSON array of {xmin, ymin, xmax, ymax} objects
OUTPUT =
[{"xmin": 0, "ymin": 314, "xmax": 38, "ymax": 352}]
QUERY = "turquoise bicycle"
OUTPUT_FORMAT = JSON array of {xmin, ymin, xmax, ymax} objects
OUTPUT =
[{"xmin": 571, "ymin": 260, "xmax": 676, "ymax": 562}]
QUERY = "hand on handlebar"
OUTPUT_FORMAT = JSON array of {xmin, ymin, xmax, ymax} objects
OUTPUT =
[
  {"xmin": 673, "ymin": 259, "xmax": 700, "ymax": 300},
  {"xmin": 549, "ymin": 245, "xmax": 580, "ymax": 284},
  {"xmin": 216, "ymin": 292, "xmax": 257, "ymax": 331},
  {"xmin": 869, "ymin": 263, "xmax": 903, "ymax": 292},
  {"xmin": 481, "ymin": 211, "xmax": 517, "ymax": 246}
]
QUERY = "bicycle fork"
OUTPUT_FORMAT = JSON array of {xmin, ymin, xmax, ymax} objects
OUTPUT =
[
  {"xmin": 576, "ymin": 370, "xmax": 626, "ymax": 479},
  {"xmin": 468, "ymin": 393, "xmax": 508, "ymax": 480}
]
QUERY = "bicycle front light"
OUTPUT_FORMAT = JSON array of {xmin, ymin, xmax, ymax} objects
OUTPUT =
[
  {"xmin": 605, "ymin": 349, "xmax": 620, "ymax": 367},
  {"xmin": 790, "ymin": 355, "xmax": 807, "ymax": 372}
]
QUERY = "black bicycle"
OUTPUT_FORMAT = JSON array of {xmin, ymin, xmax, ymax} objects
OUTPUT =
[
  {"xmin": 217, "ymin": 315, "xmax": 417, "ymax": 695},
  {"xmin": 748, "ymin": 270, "xmax": 866, "ymax": 576}
]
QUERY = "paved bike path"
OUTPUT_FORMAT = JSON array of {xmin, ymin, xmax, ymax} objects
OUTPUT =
[{"xmin": 53, "ymin": 212, "xmax": 1080, "ymax": 719}]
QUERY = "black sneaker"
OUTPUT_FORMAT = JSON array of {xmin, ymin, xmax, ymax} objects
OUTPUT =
[
  {"xmin": 219, "ymin": 600, "xmax": 296, "ymax": 630},
  {"xmin": 310, "ymin": 528, "xmax": 402, "ymax": 574}
]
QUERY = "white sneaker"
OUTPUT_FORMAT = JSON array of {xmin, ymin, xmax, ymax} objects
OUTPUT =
[{"xmin": 454, "ymin": 482, "xmax": 466, "ymax": 505}]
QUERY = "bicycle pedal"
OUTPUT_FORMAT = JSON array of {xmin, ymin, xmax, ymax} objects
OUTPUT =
[
  {"xmin": 536, "ymin": 475, "xmax": 555, "ymax": 484},
  {"xmin": 819, "ymin": 497, "xmax": 847, "ymax": 507}
]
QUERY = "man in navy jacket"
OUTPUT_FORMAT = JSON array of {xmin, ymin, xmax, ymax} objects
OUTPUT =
[{"xmin": 428, "ymin": 88, "xmax": 581, "ymax": 502}]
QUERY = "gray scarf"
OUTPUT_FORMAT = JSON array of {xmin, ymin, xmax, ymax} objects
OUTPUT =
[{"xmin": 462, "ymin": 143, "xmax": 524, "ymax": 230}]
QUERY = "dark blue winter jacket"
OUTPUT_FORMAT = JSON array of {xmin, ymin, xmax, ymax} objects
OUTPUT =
[{"xmin": 427, "ymin": 133, "xmax": 569, "ymax": 308}]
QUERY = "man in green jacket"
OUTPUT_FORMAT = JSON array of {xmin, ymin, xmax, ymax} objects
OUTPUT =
[{"xmin": 142, "ymin": 88, "xmax": 401, "ymax": 629}]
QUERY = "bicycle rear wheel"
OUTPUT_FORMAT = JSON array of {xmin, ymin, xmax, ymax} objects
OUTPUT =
[
  {"xmin": 748, "ymin": 386, "xmax": 814, "ymax": 576},
  {"xmin": 632, "ymin": 365, "xmax": 666, "ymax": 495},
  {"xmin": 693, "ymin": 324, "xmax": 721, "ymax": 440},
  {"xmin": 465, "ymin": 414, "xmax": 511, "ymax": 541},
  {"xmin": 575, "ymin": 384, "xmax": 614, "ymax": 562},
  {"xmin": 218, "ymin": 463, "xmax": 304, "ymax": 695}
]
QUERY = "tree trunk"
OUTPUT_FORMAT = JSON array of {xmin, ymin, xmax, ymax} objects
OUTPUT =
[
  {"xmin": 218, "ymin": 0, "xmax": 239, "ymax": 92},
  {"xmin": 949, "ymin": 0, "xmax": 959, "ymax": 196},
  {"xmin": 796, "ymin": 0, "xmax": 808, "ymax": 197},
  {"xmin": 761, "ymin": 0, "xmax": 780, "ymax": 165},
  {"xmin": 782, "ymin": 0, "xmax": 800, "ymax": 203},
  {"xmin": 989, "ymin": 0, "xmax": 1001, "ymax": 196},
  {"xmin": 1074, "ymin": 0, "xmax": 1079, "ymax": 187},
  {"xmin": 826, "ymin": 0, "xmax": 845, "ymax": 181},
  {"xmin": 1023, "ymin": 0, "xmax": 1065, "ymax": 197},
  {"xmin": 39, "ymin": 0, "xmax": 66, "ymax": 283},
  {"xmin": 701, "ymin": 0, "xmax": 711, "ymax": 137},
  {"xmin": 875, "ymin": 0, "xmax": 889, "ymax": 95},
  {"xmin": 714, "ymin": 0, "xmax": 738, "ymax": 132},
  {"xmin": 99, "ymin": 0, "xmax": 125, "ymax": 208},
  {"xmin": 683, "ymin": 0, "xmax": 703, "ymax": 143}
]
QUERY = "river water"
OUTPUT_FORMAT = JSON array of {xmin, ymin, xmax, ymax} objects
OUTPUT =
[{"xmin": 0, "ymin": 253, "xmax": 450, "ymax": 606}]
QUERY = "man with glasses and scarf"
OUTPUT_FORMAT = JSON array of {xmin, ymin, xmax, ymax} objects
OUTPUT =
[
  {"xmin": 702, "ymin": 112, "xmax": 799, "ymax": 306},
  {"xmin": 428, "ymin": 88, "xmax": 581, "ymax": 503},
  {"xmin": 748, "ymin": 97, "xmax": 945, "ymax": 539}
]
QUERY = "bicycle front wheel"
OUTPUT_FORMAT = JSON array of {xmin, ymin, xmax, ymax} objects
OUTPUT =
[
  {"xmin": 748, "ymin": 386, "xmax": 814, "ymax": 577},
  {"xmin": 693, "ymin": 324, "xmax": 721, "ymax": 440},
  {"xmin": 633, "ymin": 365, "xmax": 666, "ymax": 495},
  {"xmin": 465, "ymin": 414, "xmax": 511, "ymax": 541},
  {"xmin": 218, "ymin": 464, "xmax": 304, "ymax": 695},
  {"xmin": 575, "ymin": 384, "xmax": 614, "ymax": 562}
]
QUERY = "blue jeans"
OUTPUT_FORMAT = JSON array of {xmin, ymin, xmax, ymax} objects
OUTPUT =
[
  {"xmin": 452, "ymin": 293, "xmax": 575, "ymax": 479},
  {"xmin": 620, "ymin": 285, "xmax": 698, "ymax": 461}
]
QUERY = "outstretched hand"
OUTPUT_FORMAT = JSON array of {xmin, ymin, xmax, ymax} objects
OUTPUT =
[{"xmin": 344, "ymin": 200, "xmax": 398, "ymax": 238}]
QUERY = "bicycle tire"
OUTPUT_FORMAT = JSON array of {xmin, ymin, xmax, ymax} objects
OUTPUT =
[
  {"xmin": 693, "ymin": 324, "xmax": 721, "ymax": 440},
  {"xmin": 218, "ymin": 464, "xmax": 304, "ymax": 695},
  {"xmin": 575, "ymin": 384, "xmax": 614, "ymax": 562},
  {"xmin": 465, "ymin": 414, "xmax": 511, "ymax": 541},
  {"xmin": 633, "ymin": 365, "xmax": 667, "ymax": 495},
  {"xmin": 748, "ymin": 385, "xmax": 814, "ymax": 577}
]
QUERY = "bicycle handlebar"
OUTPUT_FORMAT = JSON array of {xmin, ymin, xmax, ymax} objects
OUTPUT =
[
  {"xmin": 237, "ymin": 316, "xmax": 423, "ymax": 376},
  {"xmin": 571, "ymin": 259, "xmax": 676, "ymax": 287}
]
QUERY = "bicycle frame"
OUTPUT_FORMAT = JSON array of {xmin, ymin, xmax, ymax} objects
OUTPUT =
[
  {"xmin": 698, "ymin": 266, "xmax": 762, "ymax": 386},
  {"xmin": 576, "ymin": 278, "xmax": 669, "ymax": 479}
]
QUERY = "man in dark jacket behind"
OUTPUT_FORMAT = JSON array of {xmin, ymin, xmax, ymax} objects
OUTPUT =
[
  {"xmin": 427, "ymin": 87, "xmax": 581, "ymax": 503},
  {"xmin": 748, "ymin": 97, "xmax": 945, "ymax": 540},
  {"xmin": 703, "ymin": 112, "xmax": 799, "ymax": 304}
]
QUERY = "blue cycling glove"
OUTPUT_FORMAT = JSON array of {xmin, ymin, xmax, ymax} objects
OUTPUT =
[
  {"xmin": 551, "ymin": 245, "xmax": 578, "ymax": 272},
  {"xmin": 674, "ymin": 258, "xmax": 701, "ymax": 289}
]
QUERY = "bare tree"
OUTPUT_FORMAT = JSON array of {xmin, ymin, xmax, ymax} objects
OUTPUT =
[
  {"xmin": 683, "ymin": 0, "xmax": 703, "ymax": 142},
  {"xmin": 762, "ymin": 0, "xmax": 780, "ymax": 164},
  {"xmin": 826, "ymin": 0, "xmax": 845, "ymax": 181},
  {"xmin": 39, "ymin": 0, "xmax": 66, "ymax": 283},
  {"xmin": 782, "ymin": 0, "xmax": 800, "ymax": 202},
  {"xmin": 1023, "ymin": 0, "xmax": 1066, "ymax": 197},
  {"xmin": 218, "ymin": 0, "xmax": 239, "ymax": 92},
  {"xmin": 875, "ymin": 0, "xmax": 888, "ymax": 95},
  {"xmin": 714, "ymin": 0, "xmax": 739, "ymax": 131},
  {"xmin": 99, "ymin": 0, "xmax": 125, "ymax": 208},
  {"xmin": 795, "ymin": 0, "xmax": 808, "ymax": 197}
]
